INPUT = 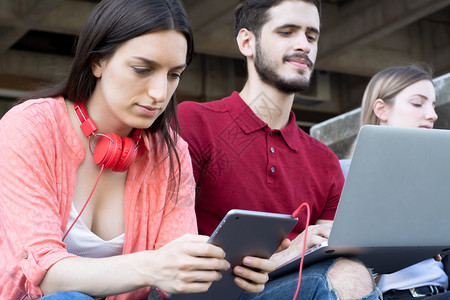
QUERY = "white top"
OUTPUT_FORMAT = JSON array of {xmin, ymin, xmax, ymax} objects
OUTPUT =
[
  {"xmin": 64, "ymin": 204, "xmax": 124, "ymax": 258},
  {"xmin": 377, "ymin": 258, "xmax": 448, "ymax": 293}
]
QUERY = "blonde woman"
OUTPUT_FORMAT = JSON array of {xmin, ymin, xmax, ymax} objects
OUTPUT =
[{"xmin": 342, "ymin": 65, "xmax": 449, "ymax": 299}]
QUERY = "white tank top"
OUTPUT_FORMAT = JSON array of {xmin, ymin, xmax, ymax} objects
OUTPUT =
[
  {"xmin": 377, "ymin": 259, "xmax": 448, "ymax": 293},
  {"xmin": 63, "ymin": 204, "xmax": 124, "ymax": 258}
]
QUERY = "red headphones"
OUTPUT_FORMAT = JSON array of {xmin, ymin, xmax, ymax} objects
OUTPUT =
[{"xmin": 74, "ymin": 102, "xmax": 142, "ymax": 172}]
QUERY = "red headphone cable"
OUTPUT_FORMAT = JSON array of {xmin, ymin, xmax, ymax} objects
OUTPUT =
[
  {"xmin": 62, "ymin": 164, "xmax": 104, "ymax": 242},
  {"xmin": 291, "ymin": 202, "xmax": 311, "ymax": 300}
]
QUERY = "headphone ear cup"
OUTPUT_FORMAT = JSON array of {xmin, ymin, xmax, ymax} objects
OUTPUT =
[
  {"xmin": 93, "ymin": 133, "xmax": 123, "ymax": 169},
  {"xmin": 112, "ymin": 137, "xmax": 137, "ymax": 172}
]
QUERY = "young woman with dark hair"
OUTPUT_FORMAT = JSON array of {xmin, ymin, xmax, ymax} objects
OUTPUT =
[{"xmin": 0, "ymin": 1, "xmax": 274, "ymax": 299}]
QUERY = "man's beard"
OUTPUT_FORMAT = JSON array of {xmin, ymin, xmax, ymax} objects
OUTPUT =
[{"xmin": 254, "ymin": 42, "xmax": 313, "ymax": 94}]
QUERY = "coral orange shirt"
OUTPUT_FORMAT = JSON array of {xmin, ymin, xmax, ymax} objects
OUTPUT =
[{"xmin": 0, "ymin": 97, "xmax": 197, "ymax": 300}]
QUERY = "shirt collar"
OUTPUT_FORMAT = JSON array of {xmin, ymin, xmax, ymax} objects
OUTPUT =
[
  {"xmin": 223, "ymin": 91, "xmax": 267, "ymax": 133},
  {"xmin": 278, "ymin": 111, "xmax": 301, "ymax": 152},
  {"xmin": 224, "ymin": 91, "xmax": 301, "ymax": 152}
]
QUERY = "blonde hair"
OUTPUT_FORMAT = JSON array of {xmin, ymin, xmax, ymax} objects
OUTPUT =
[
  {"xmin": 360, "ymin": 64, "xmax": 433, "ymax": 127},
  {"xmin": 344, "ymin": 64, "xmax": 433, "ymax": 159}
]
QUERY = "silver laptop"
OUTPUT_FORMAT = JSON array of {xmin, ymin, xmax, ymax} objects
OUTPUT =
[{"xmin": 271, "ymin": 125, "xmax": 450, "ymax": 278}]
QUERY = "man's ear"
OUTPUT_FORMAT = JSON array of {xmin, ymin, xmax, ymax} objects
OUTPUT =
[
  {"xmin": 373, "ymin": 98, "xmax": 389, "ymax": 122},
  {"xmin": 236, "ymin": 28, "xmax": 255, "ymax": 59}
]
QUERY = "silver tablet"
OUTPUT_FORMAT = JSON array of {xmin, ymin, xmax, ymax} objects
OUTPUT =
[{"xmin": 167, "ymin": 209, "xmax": 298, "ymax": 300}]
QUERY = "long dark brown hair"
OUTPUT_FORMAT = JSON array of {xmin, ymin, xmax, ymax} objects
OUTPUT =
[{"xmin": 21, "ymin": 0, "xmax": 194, "ymax": 203}]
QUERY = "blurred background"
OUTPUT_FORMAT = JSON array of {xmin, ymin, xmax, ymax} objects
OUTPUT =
[{"xmin": 0, "ymin": 0, "xmax": 449, "ymax": 136}]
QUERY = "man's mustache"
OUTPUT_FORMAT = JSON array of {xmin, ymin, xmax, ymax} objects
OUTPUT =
[{"xmin": 283, "ymin": 53, "xmax": 314, "ymax": 69}]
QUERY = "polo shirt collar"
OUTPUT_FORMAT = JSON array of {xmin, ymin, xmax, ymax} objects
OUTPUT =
[
  {"xmin": 224, "ymin": 91, "xmax": 300, "ymax": 152},
  {"xmin": 224, "ymin": 91, "xmax": 267, "ymax": 133},
  {"xmin": 279, "ymin": 111, "xmax": 301, "ymax": 152}
]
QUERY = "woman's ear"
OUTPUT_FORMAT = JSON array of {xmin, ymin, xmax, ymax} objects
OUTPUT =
[
  {"xmin": 373, "ymin": 99, "xmax": 389, "ymax": 122},
  {"xmin": 91, "ymin": 59, "xmax": 103, "ymax": 78},
  {"xmin": 236, "ymin": 28, "xmax": 255, "ymax": 59}
]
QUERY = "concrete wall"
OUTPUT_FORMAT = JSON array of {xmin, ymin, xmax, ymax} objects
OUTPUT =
[
  {"xmin": 310, "ymin": 72, "xmax": 450, "ymax": 159},
  {"xmin": 0, "ymin": 53, "xmax": 370, "ymax": 131}
]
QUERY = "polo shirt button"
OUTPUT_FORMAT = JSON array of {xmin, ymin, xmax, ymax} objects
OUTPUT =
[
  {"xmin": 270, "ymin": 147, "xmax": 275, "ymax": 153},
  {"xmin": 270, "ymin": 166, "xmax": 275, "ymax": 173},
  {"xmin": 269, "ymin": 132, "xmax": 273, "ymax": 136},
  {"xmin": 22, "ymin": 251, "xmax": 28, "ymax": 259}
]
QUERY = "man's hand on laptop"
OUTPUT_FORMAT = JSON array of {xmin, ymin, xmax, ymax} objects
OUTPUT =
[{"xmin": 270, "ymin": 221, "xmax": 332, "ymax": 267}]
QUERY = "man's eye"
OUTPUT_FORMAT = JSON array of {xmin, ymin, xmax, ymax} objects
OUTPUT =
[
  {"xmin": 307, "ymin": 35, "xmax": 318, "ymax": 42},
  {"xmin": 278, "ymin": 31, "xmax": 292, "ymax": 36}
]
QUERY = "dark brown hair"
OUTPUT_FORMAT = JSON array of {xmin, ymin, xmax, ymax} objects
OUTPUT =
[
  {"xmin": 21, "ymin": 0, "xmax": 194, "ymax": 204},
  {"xmin": 234, "ymin": 0, "xmax": 321, "ymax": 38}
]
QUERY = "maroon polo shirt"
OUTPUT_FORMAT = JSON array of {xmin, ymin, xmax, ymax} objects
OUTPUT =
[{"xmin": 178, "ymin": 92, "xmax": 344, "ymax": 239}]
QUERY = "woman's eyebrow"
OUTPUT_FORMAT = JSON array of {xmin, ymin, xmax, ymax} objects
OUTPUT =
[{"xmin": 131, "ymin": 56, "xmax": 187, "ymax": 70}]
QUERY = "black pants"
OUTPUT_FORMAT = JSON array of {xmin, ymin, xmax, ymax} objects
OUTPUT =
[{"xmin": 383, "ymin": 289, "xmax": 450, "ymax": 299}]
